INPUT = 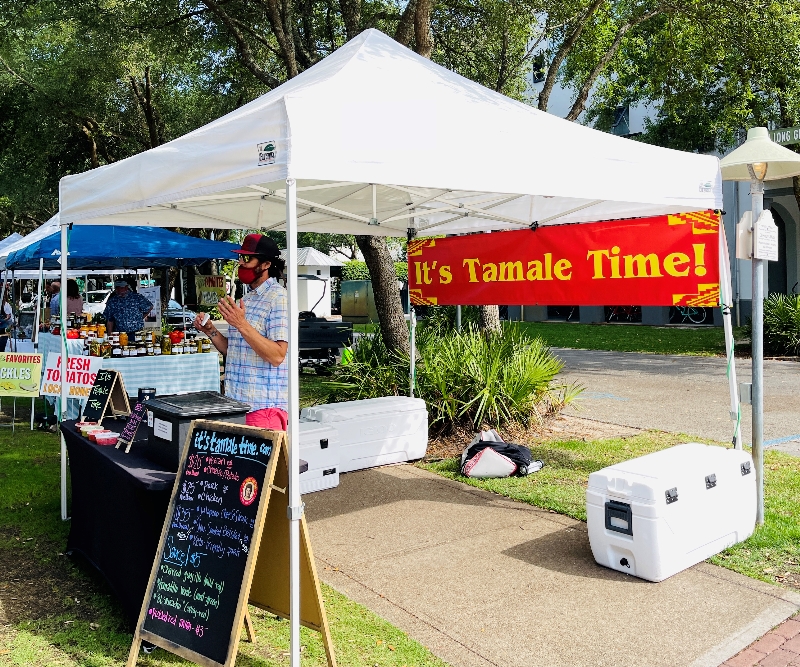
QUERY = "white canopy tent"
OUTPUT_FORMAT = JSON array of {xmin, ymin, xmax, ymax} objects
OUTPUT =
[
  {"xmin": 57, "ymin": 28, "xmax": 723, "ymax": 666},
  {"xmin": 0, "ymin": 216, "xmax": 60, "ymax": 270},
  {"xmin": 0, "ymin": 233, "xmax": 23, "ymax": 253}
]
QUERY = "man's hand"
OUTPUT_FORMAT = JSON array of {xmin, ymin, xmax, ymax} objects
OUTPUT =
[
  {"xmin": 193, "ymin": 312, "xmax": 216, "ymax": 335},
  {"xmin": 217, "ymin": 296, "xmax": 247, "ymax": 330}
]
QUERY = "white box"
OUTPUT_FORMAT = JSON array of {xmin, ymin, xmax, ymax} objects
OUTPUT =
[
  {"xmin": 299, "ymin": 421, "xmax": 340, "ymax": 494},
  {"xmin": 587, "ymin": 443, "xmax": 755, "ymax": 582},
  {"xmin": 300, "ymin": 397, "xmax": 428, "ymax": 472}
]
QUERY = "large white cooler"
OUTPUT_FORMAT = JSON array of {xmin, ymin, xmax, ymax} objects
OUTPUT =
[
  {"xmin": 299, "ymin": 421, "xmax": 341, "ymax": 495},
  {"xmin": 587, "ymin": 443, "xmax": 755, "ymax": 582},
  {"xmin": 300, "ymin": 396, "xmax": 428, "ymax": 472}
]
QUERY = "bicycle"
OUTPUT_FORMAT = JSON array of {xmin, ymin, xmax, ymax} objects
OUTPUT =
[
  {"xmin": 605, "ymin": 305, "xmax": 641, "ymax": 323},
  {"xmin": 671, "ymin": 306, "xmax": 708, "ymax": 325},
  {"xmin": 548, "ymin": 305, "xmax": 578, "ymax": 322}
]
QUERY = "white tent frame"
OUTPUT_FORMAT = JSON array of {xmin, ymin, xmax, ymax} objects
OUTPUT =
[{"xmin": 54, "ymin": 28, "xmax": 726, "ymax": 667}]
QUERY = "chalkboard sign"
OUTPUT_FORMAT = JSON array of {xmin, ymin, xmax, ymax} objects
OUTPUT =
[
  {"xmin": 82, "ymin": 369, "xmax": 130, "ymax": 424},
  {"xmin": 117, "ymin": 400, "xmax": 147, "ymax": 453},
  {"xmin": 129, "ymin": 421, "xmax": 281, "ymax": 667}
]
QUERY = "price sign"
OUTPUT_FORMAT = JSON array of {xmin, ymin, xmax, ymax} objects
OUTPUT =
[
  {"xmin": 127, "ymin": 421, "xmax": 335, "ymax": 667},
  {"xmin": 117, "ymin": 400, "xmax": 148, "ymax": 453}
]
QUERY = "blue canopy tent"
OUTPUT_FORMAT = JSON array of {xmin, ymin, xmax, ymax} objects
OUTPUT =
[{"xmin": 6, "ymin": 224, "xmax": 239, "ymax": 269}]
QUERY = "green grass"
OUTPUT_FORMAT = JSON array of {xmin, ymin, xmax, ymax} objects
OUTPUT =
[
  {"xmin": 353, "ymin": 319, "xmax": 737, "ymax": 355},
  {"xmin": 515, "ymin": 321, "xmax": 734, "ymax": 356},
  {"xmin": 420, "ymin": 432, "xmax": 800, "ymax": 590},
  {"xmin": 0, "ymin": 403, "xmax": 449, "ymax": 667},
  {"xmin": 299, "ymin": 372, "xmax": 333, "ymax": 408}
]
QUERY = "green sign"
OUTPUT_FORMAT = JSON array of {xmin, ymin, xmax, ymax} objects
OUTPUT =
[
  {"xmin": 0, "ymin": 352, "xmax": 42, "ymax": 397},
  {"xmin": 770, "ymin": 126, "xmax": 800, "ymax": 146}
]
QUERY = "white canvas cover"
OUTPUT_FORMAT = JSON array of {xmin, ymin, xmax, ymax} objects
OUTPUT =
[
  {"xmin": 58, "ymin": 30, "xmax": 721, "ymax": 236},
  {"xmin": 0, "ymin": 215, "xmax": 60, "ymax": 269}
]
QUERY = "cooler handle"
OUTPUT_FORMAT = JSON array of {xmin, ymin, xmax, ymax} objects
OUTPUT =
[{"xmin": 605, "ymin": 500, "xmax": 633, "ymax": 536}]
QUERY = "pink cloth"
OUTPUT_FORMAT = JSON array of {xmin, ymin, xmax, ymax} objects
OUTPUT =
[{"xmin": 245, "ymin": 407, "xmax": 288, "ymax": 431}]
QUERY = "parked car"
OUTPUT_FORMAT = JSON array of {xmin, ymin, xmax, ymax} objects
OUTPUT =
[
  {"xmin": 165, "ymin": 299, "xmax": 197, "ymax": 329},
  {"xmin": 84, "ymin": 290, "xmax": 111, "ymax": 316}
]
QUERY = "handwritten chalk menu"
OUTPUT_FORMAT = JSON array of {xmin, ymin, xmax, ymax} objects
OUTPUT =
[
  {"xmin": 132, "ymin": 421, "xmax": 280, "ymax": 667},
  {"xmin": 82, "ymin": 369, "xmax": 130, "ymax": 424},
  {"xmin": 117, "ymin": 400, "xmax": 147, "ymax": 453}
]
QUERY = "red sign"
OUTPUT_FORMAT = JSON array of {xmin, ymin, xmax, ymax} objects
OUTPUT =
[{"xmin": 408, "ymin": 211, "xmax": 720, "ymax": 307}]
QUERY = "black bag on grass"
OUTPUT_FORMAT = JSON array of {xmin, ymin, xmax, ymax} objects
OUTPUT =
[{"xmin": 460, "ymin": 430, "xmax": 543, "ymax": 478}]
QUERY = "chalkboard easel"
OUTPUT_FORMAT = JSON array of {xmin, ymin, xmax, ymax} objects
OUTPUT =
[
  {"xmin": 82, "ymin": 369, "xmax": 130, "ymax": 424},
  {"xmin": 126, "ymin": 420, "xmax": 336, "ymax": 667}
]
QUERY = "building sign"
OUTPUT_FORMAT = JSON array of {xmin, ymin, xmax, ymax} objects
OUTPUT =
[
  {"xmin": 770, "ymin": 126, "xmax": 800, "ymax": 146},
  {"xmin": 408, "ymin": 211, "xmax": 720, "ymax": 307},
  {"xmin": 0, "ymin": 353, "xmax": 42, "ymax": 397},
  {"xmin": 195, "ymin": 275, "xmax": 226, "ymax": 306}
]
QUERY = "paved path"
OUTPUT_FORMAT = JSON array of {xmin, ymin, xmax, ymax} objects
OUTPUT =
[
  {"xmin": 306, "ymin": 465, "xmax": 800, "ymax": 667},
  {"xmin": 555, "ymin": 349, "xmax": 800, "ymax": 455}
]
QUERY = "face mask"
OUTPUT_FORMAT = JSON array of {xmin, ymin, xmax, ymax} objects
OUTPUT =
[{"xmin": 238, "ymin": 265, "xmax": 264, "ymax": 286}]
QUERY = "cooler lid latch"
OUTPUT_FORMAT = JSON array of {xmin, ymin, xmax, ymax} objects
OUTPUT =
[
  {"xmin": 741, "ymin": 461, "xmax": 752, "ymax": 476},
  {"xmin": 705, "ymin": 473, "xmax": 717, "ymax": 489},
  {"xmin": 665, "ymin": 487, "xmax": 679, "ymax": 504}
]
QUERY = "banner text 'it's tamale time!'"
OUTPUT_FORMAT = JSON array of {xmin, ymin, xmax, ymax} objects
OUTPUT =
[{"xmin": 408, "ymin": 211, "xmax": 720, "ymax": 307}]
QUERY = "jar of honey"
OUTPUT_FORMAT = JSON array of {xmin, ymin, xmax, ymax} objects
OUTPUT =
[{"xmin": 119, "ymin": 332, "xmax": 128, "ymax": 346}]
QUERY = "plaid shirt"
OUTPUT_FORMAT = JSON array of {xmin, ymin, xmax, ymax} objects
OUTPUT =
[{"xmin": 225, "ymin": 278, "xmax": 289, "ymax": 412}]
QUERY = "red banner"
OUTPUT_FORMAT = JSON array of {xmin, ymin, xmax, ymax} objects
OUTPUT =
[{"xmin": 408, "ymin": 211, "xmax": 720, "ymax": 307}]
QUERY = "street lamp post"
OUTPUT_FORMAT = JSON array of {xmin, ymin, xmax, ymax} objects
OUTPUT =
[{"xmin": 720, "ymin": 127, "xmax": 800, "ymax": 525}]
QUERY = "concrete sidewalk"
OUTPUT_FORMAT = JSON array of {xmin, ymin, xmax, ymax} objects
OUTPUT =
[
  {"xmin": 554, "ymin": 349, "xmax": 800, "ymax": 453},
  {"xmin": 305, "ymin": 465, "xmax": 800, "ymax": 667}
]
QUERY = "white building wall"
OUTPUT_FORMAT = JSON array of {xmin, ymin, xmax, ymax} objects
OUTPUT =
[{"xmin": 297, "ymin": 265, "xmax": 332, "ymax": 317}]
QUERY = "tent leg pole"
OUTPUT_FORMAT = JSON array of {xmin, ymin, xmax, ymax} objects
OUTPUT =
[
  {"xmin": 719, "ymin": 223, "xmax": 741, "ymax": 449},
  {"xmin": 32, "ymin": 257, "xmax": 44, "ymax": 432},
  {"xmin": 11, "ymin": 271, "xmax": 15, "ymax": 352},
  {"xmin": 60, "ymin": 222, "xmax": 69, "ymax": 521},
  {"xmin": 456, "ymin": 305, "xmax": 461, "ymax": 331},
  {"xmin": 285, "ymin": 177, "xmax": 301, "ymax": 667},
  {"xmin": 180, "ymin": 268, "xmax": 186, "ymax": 333},
  {"xmin": 409, "ymin": 308, "xmax": 415, "ymax": 398},
  {"xmin": 750, "ymin": 177, "xmax": 764, "ymax": 526}
]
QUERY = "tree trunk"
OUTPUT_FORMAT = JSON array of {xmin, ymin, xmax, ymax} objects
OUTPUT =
[
  {"xmin": 356, "ymin": 235, "xmax": 410, "ymax": 355},
  {"xmin": 478, "ymin": 305, "xmax": 501, "ymax": 334}
]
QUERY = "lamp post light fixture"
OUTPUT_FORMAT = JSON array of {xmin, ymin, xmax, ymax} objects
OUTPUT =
[{"xmin": 720, "ymin": 127, "xmax": 800, "ymax": 525}]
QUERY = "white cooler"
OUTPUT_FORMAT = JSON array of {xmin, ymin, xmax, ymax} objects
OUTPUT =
[
  {"xmin": 300, "ymin": 396, "xmax": 428, "ymax": 472},
  {"xmin": 299, "ymin": 421, "xmax": 341, "ymax": 495},
  {"xmin": 587, "ymin": 443, "xmax": 755, "ymax": 582}
]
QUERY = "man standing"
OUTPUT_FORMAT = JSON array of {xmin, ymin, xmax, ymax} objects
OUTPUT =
[
  {"xmin": 194, "ymin": 234, "xmax": 289, "ymax": 430},
  {"xmin": 104, "ymin": 278, "xmax": 153, "ymax": 333},
  {"xmin": 48, "ymin": 281, "xmax": 61, "ymax": 317}
]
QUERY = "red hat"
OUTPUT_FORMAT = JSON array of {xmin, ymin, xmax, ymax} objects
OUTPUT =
[{"xmin": 232, "ymin": 234, "xmax": 281, "ymax": 259}]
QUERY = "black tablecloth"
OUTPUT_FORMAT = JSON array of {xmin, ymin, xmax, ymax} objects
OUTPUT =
[
  {"xmin": 62, "ymin": 419, "xmax": 175, "ymax": 626},
  {"xmin": 62, "ymin": 419, "xmax": 308, "ymax": 627}
]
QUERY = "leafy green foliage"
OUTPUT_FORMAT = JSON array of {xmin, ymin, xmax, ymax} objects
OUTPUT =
[
  {"xmin": 418, "ymin": 305, "xmax": 481, "ymax": 335},
  {"xmin": 745, "ymin": 294, "xmax": 800, "ymax": 356},
  {"xmin": 328, "ymin": 325, "xmax": 581, "ymax": 432},
  {"xmin": 341, "ymin": 260, "xmax": 407, "ymax": 282}
]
